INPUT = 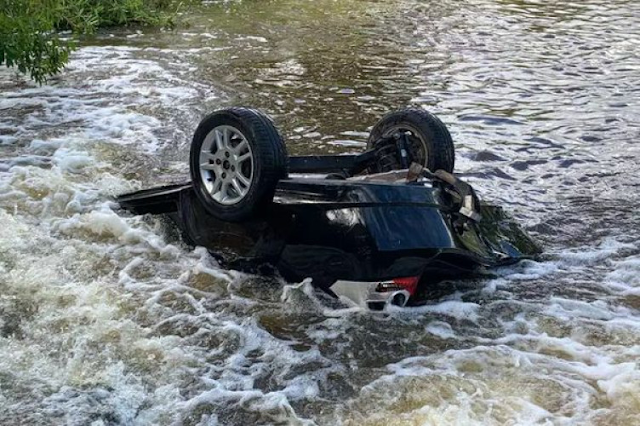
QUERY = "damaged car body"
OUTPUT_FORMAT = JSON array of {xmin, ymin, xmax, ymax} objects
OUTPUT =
[{"xmin": 117, "ymin": 107, "xmax": 540, "ymax": 310}]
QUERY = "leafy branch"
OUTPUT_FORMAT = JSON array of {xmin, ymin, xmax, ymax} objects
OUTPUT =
[{"xmin": 0, "ymin": 0, "xmax": 178, "ymax": 83}]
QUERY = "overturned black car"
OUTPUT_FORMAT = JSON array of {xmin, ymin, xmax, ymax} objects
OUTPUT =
[{"xmin": 117, "ymin": 107, "xmax": 540, "ymax": 309}]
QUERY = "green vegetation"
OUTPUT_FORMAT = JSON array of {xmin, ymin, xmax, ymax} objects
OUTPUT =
[{"xmin": 0, "ymin": 0, "xmax": 178, "ymax": 83}]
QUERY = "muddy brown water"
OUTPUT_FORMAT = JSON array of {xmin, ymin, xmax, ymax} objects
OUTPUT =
[{"xmin": 1, "ymin": 0, "xmax": 639, "ymax": 424}]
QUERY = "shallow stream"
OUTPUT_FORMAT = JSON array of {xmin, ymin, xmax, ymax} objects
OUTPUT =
[{"xmin": 1, "ymin": 0, "xmax": 639, "ymax": 424}]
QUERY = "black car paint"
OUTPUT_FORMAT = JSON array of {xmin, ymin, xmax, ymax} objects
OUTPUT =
[{"xmin": 117, "ymin": 178, "xmax": 540, "ymax": 292}]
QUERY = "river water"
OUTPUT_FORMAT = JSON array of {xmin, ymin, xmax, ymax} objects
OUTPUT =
[{"xmin": 1, "ymin": 0, "xmax": 639, "ymax": 424}]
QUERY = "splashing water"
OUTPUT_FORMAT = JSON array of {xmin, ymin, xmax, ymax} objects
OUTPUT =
[{"xmin": 1, "ymin": 0, "xmax": 639, "ymax": 424}]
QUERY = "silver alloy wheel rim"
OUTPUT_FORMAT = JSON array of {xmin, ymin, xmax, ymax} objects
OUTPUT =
[{"xmin": 199, "ymin": 124, "xmax": 254, "ymax": 205}]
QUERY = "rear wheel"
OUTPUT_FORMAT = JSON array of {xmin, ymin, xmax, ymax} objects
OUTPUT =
[
  {"xmin": 190, "ymin": 107, "xmax": 288, "ymax": 221},
  {"xmin": 367, "ymin": 108, "xmax": 455, "ymax": 173}
]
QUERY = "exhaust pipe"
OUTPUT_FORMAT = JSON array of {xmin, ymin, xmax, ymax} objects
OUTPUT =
[{"xmin": 388, "ymin": 290, "xmax": 410, "ymax": 307}]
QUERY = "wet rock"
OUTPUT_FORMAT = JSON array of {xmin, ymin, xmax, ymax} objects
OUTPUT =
[
  {"xmin": 511, "ymin": 161, "xmax": 529, "ymax": 171},
  {"xmin": 459, "ymin": 114, "xmax": 524, "ymax": 126},
  {"xmin": 471, "ymin": 150, "xmax": 507, "ymax": 162},
  {"xmin": 559, "ymin": 159, "xmax": 584, "ymax": 168},
  {"xmin": 511, "ymin": 159, "xmax": 548, "ymax": 171}
]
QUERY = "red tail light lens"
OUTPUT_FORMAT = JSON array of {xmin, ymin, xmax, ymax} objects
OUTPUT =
[
  {"xmin": 393, "ymin": 276, "xmax": 420, "ymax": 295},
  {"xmin": 375, "ymin": 276, "xmax": 420, "ymax": 295}
]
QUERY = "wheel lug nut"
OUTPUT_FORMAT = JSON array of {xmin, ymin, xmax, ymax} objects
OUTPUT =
[
  {"xmin": 222, "ymin": 173, "xmax": 227, "ymax": 179},
  {"xmin": 225, "ymin": 152, "xmax": 230, "ymax": 158},
  {"xmin": 231, "ymin": 166, "xmax": 235, "ymax": 171},
  {"xmin": 216, "ymin": 159, "xmax": 222, "ymax": 165}
]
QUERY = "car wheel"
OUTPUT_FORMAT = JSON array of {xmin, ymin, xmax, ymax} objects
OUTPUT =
[
  {"xmin": 367, "ymin": 108, "xmax": 455, "ymax": 173},
  {"xmin": 190, "ymin": 107, "xmax": 288, "ymax": 221}
]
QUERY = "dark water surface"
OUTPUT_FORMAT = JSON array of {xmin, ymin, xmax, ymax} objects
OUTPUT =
[{"xmin": 1, "ymin": 0, "xmax": 639, "ymax": 424}]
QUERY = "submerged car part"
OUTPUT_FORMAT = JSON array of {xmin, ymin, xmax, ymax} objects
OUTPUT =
[{"xmin": 116, "ymin": 107, "xmax": 541, "ymax": 307}]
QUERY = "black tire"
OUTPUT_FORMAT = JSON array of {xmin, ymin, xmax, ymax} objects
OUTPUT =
[
  {"xmin": 189, "ymin": 107, "xmax": 288, "ymax": 222},
  {"xmin": 367, "ymin": 108, "xmax": 455, "ymax": 173}
]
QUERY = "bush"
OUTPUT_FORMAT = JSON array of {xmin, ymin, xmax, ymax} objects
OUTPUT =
[
  {"xmin": 56, "ymin": 0, "xmax": 175, "ymax": 33},
  {"xmin": 0, "ymin": 1, "xmax": 69, "ymax": 83},
  {"xmin": 0, "ymin": 0, "xmax": 176, "ymax": 83}
]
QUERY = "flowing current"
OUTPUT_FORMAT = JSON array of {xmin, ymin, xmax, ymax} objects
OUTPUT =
[{"xmin": 1, "ymin": 0, "xmax": 639, "ymax": 424}]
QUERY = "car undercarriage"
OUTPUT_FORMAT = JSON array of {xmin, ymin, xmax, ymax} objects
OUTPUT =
[{"xmin": 117, "ymin": 107, "xmax": 541, "ymax": 309}]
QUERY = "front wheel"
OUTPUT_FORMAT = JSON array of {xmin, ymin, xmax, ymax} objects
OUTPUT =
[
  {"xmin": 189, "ymin": 107, "xmax": 288, "ymax": 221},
  {"xmin": 367, "ymin": 108, "xmax": 455, "ymax": 173}
]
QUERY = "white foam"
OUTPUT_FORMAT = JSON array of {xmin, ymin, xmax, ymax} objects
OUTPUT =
[
  {"xmin": 556, "ymin": 238, "xmax": 636, "ymax": 265},
  {"xmin": 0, "ymin": 43, "xmax": 235, "ymax": 424},
  {"xmin": 606, "ymin": 255, "xmax": 640, "ymax": 293},
  {"xmin": 398, "ymin": 299, "xmax": 481, "ymax": 322},
  {"xmin": 492, "ymin": 258, "xmax": 560, "ymax": 280},
  {"xmin": 425, "ymin": 320, "xmax": 456, "ymax": 339}
]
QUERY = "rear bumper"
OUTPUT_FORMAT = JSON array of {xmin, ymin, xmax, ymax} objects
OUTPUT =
[{"xmin": 331, "ymin": 277, "xmax": 419, "ymax": 310}]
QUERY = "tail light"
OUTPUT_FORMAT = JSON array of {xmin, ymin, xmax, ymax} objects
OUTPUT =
[{"xmin": 375, "ymin": 276, "xmax": 420, "ymax": 296}]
